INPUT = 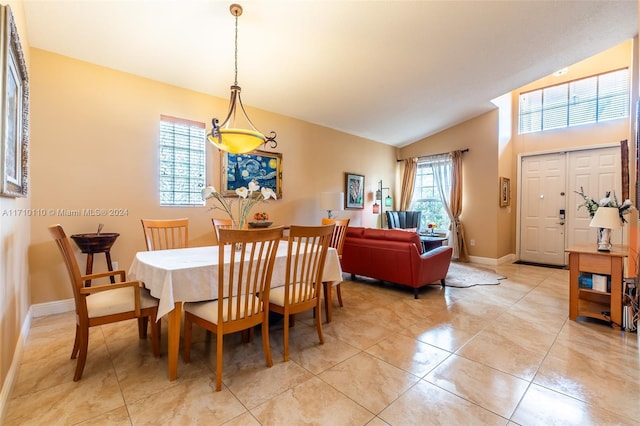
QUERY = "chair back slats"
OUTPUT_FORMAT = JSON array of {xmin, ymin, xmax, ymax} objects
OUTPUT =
[
  {"xmin": 321, "ymin": 217, "xmax": 350, "ymax": 256},
  {"xmin": 285, "ymin": 224, "xmax": 334, "ymax": 305},
  {"xmin": 141, "ymin": 218, "xmax": 189, "ymax": 250},
  {"xmin": 217, "ymin": 227, "xmax": 283, "ymax": 326}
]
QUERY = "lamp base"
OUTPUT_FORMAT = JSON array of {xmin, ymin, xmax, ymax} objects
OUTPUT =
[{"xmin": 596, "ymin": 228, "xmax": 612, "ymax": 252}]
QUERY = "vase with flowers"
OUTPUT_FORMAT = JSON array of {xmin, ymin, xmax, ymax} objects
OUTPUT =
[
  {"xmin": 575, "ymin": 187, "xmax": 632, "ymax": 250},
  {"xmin": 202, "ymin": 180, "xmax": 277, "ymax": 230}
]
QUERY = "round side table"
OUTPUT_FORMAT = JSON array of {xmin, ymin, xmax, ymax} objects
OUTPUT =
[{"xmin": 70, "ymin": 233, "xmax": 120, "ymax": 286}]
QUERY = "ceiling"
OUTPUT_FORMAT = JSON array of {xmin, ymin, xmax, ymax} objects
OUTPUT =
[{"xmin": 23, "ymin": 1, "xmax": 638, "ymax": 147}]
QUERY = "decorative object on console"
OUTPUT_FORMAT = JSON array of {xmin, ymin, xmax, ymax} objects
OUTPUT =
[
  {"xmin": 202, "ymin": 180, "xmax": 277, "ymax": 230},
  {"xmin": 207, "ymin": 4, "xmax": 277, "ymax": 154},
  {"xmin": 345, "ymin": 173, "xmax": 364, "ymax": 209},
  {"xmin": 589, "ymin": 206, "xmax": 622, "ymax": 252},
  {"xmin": 320, "ymin": 192, "xmax": 344, "ymax": 219},
  {"xmin": 575, "ymin": 187, "xmax": 632, "ymax": 251}
]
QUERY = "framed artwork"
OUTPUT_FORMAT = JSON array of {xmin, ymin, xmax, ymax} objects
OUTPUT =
[
  {"xmin": 0, "ymin": 5, "xmax": 28, "ymax": 198},
  {"xmin": 500, "ymin": 176, "xmax": 510, "ymax": 207},
  {"xmin": 221, "ymin": 150, "xmax": 282, "ymax": 198},
  {"xmin": 345, "ymin": 172, "xmax": 364, "ymax": 209}
]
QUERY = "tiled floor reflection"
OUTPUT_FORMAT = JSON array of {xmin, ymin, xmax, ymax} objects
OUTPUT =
[{"xmin": 5, "ymin": 263, "xmax": 639, "ymax": 425}]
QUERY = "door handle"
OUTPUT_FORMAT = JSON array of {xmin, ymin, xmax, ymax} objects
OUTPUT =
[{"xmin": 558, "ymin": 222, "xmax": 565, "ymax": 225}]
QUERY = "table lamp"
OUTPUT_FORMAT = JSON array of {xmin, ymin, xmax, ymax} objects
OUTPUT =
[
  {"xmin": 320, "ymin": 192, "xmax": 344, "ymax": 219},
  {"xmin": 589, "ymin": 206, "xmax": 622, "ymax": 251}
]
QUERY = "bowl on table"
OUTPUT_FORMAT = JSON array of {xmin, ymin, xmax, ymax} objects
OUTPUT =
[{"xmin": 248, "ymin": 221, "xmax": 273, "ymax": 229}]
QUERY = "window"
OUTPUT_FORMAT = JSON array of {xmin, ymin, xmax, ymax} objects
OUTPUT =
[
  {"xmin": 411, "ymin": 156, "xmax": 451, "ymax": 231},
  {"xmin": 159, "ymin": 115, "xmax": 206, "ymax": 206},
  {"xmin": 519, "ymin": 68, "xmax": 629, "ymax": 134}
]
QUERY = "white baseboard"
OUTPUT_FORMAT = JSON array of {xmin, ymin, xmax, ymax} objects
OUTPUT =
[
  {"xmin": 31, "ymin": 298, "xmax": 75, "ymax": 318},
  {"xmin": 0, "ymin": 308, "xmax": 32, "ymax": 423},
  {"xmin": 466, "ymin": 253, "xmax": 516, "ymax": 266}
]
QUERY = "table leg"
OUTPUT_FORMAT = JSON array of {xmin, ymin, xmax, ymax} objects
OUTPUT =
[
  {"xmin": 105, "ymin": 251, "xmax": 116, "ymax": 284},
  {"xmin": 85, "ymin": 253, "xmax": 94, "ymax": 286},
  {"xmin": 167, "ymin": 302, "xmax": 182, "ymax": 381}
]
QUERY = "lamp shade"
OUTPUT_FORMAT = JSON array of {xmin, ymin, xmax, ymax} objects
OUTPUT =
[
  {"xmin": 589, "ymin": 207, "xmax": 622, "ymax": 230},
  {"xmin": 320, "ymin": 192, "xmax": 344, "ymax": 212}
]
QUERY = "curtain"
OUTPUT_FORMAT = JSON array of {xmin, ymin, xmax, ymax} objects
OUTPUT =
[
  {"xmin": 449, "ymin": 150, "xmax": 469, "ymax": 262},
  {"xmin": 399, "ymin": 158, "xmax": 417, "ymax": 210},
  {"xmin": 432, "ymin": 154, "xmax": 455, "ymax": 251}
]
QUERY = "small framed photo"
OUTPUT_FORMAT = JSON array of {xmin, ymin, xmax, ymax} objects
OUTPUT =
[
  {"xmin": 221, "ymin": 150, "xmax": 282, "ymax": 198},
  {"xmin": 0, "ymin": 5, "xmax": 29, "ymax": 198},
  {"xmin": 500, "ymin": 176, "xmax": 510, "ymax": 207},
  {"xmin": 345, "ymin": 172, "xmax": 365, "ymax": 209}
]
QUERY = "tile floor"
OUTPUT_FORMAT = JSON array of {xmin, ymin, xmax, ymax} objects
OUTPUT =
[{"xmin": 4, "ymin": 263, "xmax": 640, "ymax": 425}]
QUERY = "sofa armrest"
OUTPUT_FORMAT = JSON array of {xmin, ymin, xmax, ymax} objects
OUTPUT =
[{"xmin": 415, "ymin": 246, "xmax": 453, "ymax": 285}]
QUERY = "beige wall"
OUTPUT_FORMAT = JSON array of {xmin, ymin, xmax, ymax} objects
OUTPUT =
[
  {"xmin": 399, "ymin": 109, "xmax": 501, "ymax": 260},
  {"xmin": 27, "ymin": 48, "xmax": 396, "ymax": 306},
  {"xmin": 0, "ymin": 0, "xmax": 30, "ymax": 404}
]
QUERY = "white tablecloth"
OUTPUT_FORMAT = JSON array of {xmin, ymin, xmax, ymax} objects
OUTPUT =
[{"xmin": 129, "ymin": 241, "xmax": 343, "ymax": 318}]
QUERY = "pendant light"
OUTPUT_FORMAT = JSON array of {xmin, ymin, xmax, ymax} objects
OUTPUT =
[{"xmin": 208, "ymin": 4, "xmax": 277, "ymax": 154}]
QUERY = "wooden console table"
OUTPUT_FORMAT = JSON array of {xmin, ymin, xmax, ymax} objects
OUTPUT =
[{"xmin": 565, "ymin": 243, "xmax": 627, "ymax": 328}]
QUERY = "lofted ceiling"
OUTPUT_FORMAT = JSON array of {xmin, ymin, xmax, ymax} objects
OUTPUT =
[{"xmin": 23, "ymin": 0, "xmax": 638, "ymax": 147}]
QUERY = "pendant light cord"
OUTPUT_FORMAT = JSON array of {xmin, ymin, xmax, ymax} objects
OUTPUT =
[{"xmin": 234, "ymin": 12, "xmax": 239, "ymax": 86}]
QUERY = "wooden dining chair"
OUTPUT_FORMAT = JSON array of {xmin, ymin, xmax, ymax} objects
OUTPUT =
[
  {"xmin": 269, "ymin": 224, "xmax": 334, "ymax": 361},
  {"xmin": 211, "ymin": 217, "xmax": 233, "ymax": 242},
  {"xmin": 48, "ymin": 224, "xmax": 160, "ymax": 381},
  {"xmin": 182, "ymin": 226, "xmax": 283, "ymax": 391},
  {"xmin": 141, "ymin": 218, "xmax": 189, "ymax": 250},
  {"xmin": 321, "ymin": 217, "xmax": 349, "ymax": 322}
]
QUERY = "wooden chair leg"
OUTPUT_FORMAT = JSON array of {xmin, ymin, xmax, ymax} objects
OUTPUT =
[
  {"xmin": 73, "ymin": 326, "xmax": 89, "ymax": 381},
  {"xmin": 315, "ymin": 302, "xmax": 325, "ymax": 345},
  {"xmin": 323, "ymin": 282, "xmax": 332, "ymax": 323},
  {"xmin": 182, "ymin": 314, "xmax": 193, "ymax": 363},
  {"xmin": 283, "ymin": 313, "xmax": 290, "ymax": 362},
  {"xmin": 71, "ymin": 324, "xmax": 80, "ymax": 359},
  {"xmin": 150, "ymin": 314, "xmax": 161, "ymax": 358},
  {"xmin": 216, "ymin": 331, "xmax": 224, "ymax": 391},
  {"xmin": 261, "ymin": 316, "xmax": 273, "ymax": 367},
  {"xmin": 137, "ymin": 317, "xmax": 148, "ymax": 339},
  {"xmin": 336, "ymin": 283, "xmax": 344, "ymax": 307}
]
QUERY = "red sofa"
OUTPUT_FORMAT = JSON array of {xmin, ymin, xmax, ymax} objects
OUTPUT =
[{"xmin": 341, "ymin": 227, "xmax": 453, "ymax": 298}]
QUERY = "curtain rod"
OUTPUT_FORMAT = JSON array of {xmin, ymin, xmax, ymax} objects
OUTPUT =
[{"xmin": 396, "ymin": 148, "xmax": 469, "ymax": 162}]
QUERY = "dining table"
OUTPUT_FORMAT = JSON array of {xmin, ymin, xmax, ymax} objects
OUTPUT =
[{"xmin": 128, "ymin": 241, "xmax": 343, "ymax": 381}]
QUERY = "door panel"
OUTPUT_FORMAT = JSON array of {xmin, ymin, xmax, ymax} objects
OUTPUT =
[
  {"xmin": 567, "ymin": 147, "xmax": 622, "ymax": 248},
  {"xmin": 520, "ymin": 153, "xmax": 566, "ymax": 265}
]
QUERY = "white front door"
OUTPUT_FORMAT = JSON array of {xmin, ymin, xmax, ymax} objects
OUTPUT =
[
  {"xmin": 520, "ymin": 153, "xmax": 567, "ymax": 265},
  {"xmin": 519, "ymin": 146, "xmax": 623, "ymax": 266}
]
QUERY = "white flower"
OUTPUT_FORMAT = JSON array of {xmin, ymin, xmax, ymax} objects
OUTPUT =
[
  {"xmin": 248, "ymin": 181, "xmax": 260, "ymax": 192},
  {"xmin": 261, "ymin": 187, "xmax": 277, "ymax": 200},
  {"xmin": 236, "ymin": 187, "xmax": 248, "ymax": 198},
  {"xmin": 202, "ymin": 186, "xmax": 216, "ymax": 200}
]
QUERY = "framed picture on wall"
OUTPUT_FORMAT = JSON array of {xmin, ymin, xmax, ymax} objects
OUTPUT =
[
  {"xmin": 345, "ymin": 172, "xmax": 365, "ymax": 209},
  {"xmin": 0, "ymin": 5, "xmax": 29, "ymax": 198},
  {"xmin": 500, "ymin": 176, "xmax": 510, "ymax": 207},
  {"xmin": 221, "ymin": 150, "xmax": 282, "ymax": 198}
]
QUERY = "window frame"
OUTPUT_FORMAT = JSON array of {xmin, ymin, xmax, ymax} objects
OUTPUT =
[
  {"xmin": 519, "ymin": 68, "xmax": 629, "ymax": 135},
  {"xmin": 158, "ymin": 115, "xmax": 206, "ymax": 206}
]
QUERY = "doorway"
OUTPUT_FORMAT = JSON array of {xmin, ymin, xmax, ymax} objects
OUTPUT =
[{"xmin": 518, "ymin": 146, "xmax": 622, "ymax": 266}]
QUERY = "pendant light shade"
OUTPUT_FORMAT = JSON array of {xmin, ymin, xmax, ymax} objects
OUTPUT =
[{"xmin": 208, "ymin": 4, "xmax": 277, "ymax": 154}]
